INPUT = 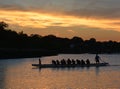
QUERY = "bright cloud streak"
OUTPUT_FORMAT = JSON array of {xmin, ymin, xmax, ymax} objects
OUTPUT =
[{"xmin": 0, "ymin": 10, "xmax": 120, "ymax": 32}]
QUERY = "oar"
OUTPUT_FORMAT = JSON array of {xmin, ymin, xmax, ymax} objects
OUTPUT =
[{"xmin": 100, "ymin": 58, "xmax": 106, "ymax": 63}]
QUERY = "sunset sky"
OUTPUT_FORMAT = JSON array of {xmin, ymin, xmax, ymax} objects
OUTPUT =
[{"xmin": 0, "ymin": 0, "xmax": 120, "ymax": 41}]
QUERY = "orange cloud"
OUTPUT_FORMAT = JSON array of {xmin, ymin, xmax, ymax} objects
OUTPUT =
[{"xmin": 0, "ymin": 9, "xmax": 120, "ymax": 32}]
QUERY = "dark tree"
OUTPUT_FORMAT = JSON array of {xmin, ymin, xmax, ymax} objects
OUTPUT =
[
  {"xmin": 0, "ymin": 21, "xmax": 120, "ymax": 59},
  {"xmin": 0, "ymin": 21, "xmax": 8, "ymax": 30}
]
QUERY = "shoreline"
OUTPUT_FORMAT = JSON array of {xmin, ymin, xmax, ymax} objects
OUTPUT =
[
  {"xmin": 0, "ymin": 49, "xmax": 58, "ymax": 59},
  {"xmin": 0, "ymin": 49, "xmax": 120, "ymax": 59}
]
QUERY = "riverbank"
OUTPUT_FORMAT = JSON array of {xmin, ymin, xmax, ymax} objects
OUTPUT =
[
  {"xmin": 0, "ymin": 48, "xmax": 58, "ymax": 59},
  {"xmin": 1, "ymin": 48, "xmax": 120, "ymax": 59}
]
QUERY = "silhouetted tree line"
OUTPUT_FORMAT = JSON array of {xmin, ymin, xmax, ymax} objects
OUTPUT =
[{"xmin": 0, "ymin": 22, "xmax": 120, "ymax": 58}]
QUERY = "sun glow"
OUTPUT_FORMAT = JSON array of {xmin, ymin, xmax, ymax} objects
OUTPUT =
[{"xmin": 0, "ymin": 9, "xmax": 120, "ymax": 32}]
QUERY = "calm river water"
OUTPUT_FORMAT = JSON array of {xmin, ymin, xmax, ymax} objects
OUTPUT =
[{"xmin": 0, "ymin": 54, "xmax": 120, "ymax": 89}]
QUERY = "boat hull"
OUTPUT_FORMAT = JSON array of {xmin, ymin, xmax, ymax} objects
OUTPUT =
[{"xmin": 32, "ymin": 63, "xmax": 109, "ymax": 68}]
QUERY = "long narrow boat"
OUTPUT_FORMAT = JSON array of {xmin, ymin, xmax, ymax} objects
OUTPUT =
[{"xmin": 32, "ymin": 62, "xmax": 109, "ymax": 68}]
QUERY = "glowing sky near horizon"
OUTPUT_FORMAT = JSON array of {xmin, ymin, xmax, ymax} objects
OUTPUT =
[{"xmin": 0, "ymin": 0, "xmax": 120, "ymax": 41}]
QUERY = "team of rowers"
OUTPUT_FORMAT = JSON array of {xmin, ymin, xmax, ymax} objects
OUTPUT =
[
  {"xmin": 52, "ymin": 58, "xmax": 90, "ymax": 65},
  {"xmin": 39, "ymin": 54, "xmax": 101, "ymax": 65},
  {"xmin": 51, "ymin": 54, "xmax": 101, "ymax": 65}
]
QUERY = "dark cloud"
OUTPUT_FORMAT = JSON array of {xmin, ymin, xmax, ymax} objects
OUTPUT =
[
  {"xmin": 66, "ymin": 0, "xmax": 120, "ymax": 19},
  {"xmin": 0, "ymin": 0, "xmax": 120, "ymax": 19},
  {"xmin": 0, "ymin": 5, "xmax": 27, "ymax": 11},
  {"xmin": 66, "ymin": 7, "xmax": 120, "ymax": 19}
]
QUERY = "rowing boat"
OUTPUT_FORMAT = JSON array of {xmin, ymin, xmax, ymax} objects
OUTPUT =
[{"xmin": 32, "ymin": 62, "xmax": 109, "ymax": 68}]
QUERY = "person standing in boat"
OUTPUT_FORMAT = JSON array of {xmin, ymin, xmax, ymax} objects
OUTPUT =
[
  {"xmin": 95, "ymin": 54, "xmax": 100, "ymax": 64},
  {"xmin": 39, "ymin": 58, "xmax": 41, "ymax": 65}
]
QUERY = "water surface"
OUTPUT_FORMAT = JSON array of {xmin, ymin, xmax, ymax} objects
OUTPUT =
[{"xmin": 0, "ymin": 54, "xmax": 120, "ymax": 89}]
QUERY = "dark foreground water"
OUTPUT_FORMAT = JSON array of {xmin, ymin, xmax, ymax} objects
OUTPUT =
[{"xmin": 0, "ymin": 54, "xmax": 120, "ymax": 89}]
